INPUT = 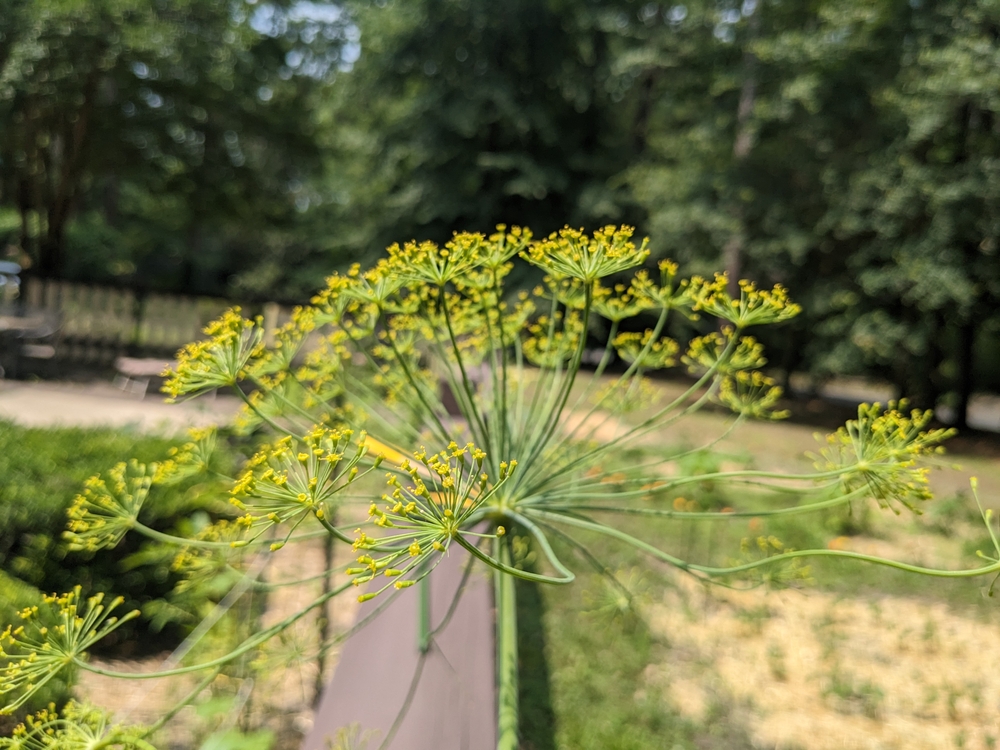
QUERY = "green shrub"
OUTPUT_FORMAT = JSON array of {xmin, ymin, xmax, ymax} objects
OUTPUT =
[{"xmin": 0, "ymin": 421, "xmax": 237, "ymax": 652}]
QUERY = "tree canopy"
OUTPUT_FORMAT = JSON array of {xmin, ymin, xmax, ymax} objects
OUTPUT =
[{"xmin": 1, "ymin": 0, "xmax": 998, "ymax": 424}]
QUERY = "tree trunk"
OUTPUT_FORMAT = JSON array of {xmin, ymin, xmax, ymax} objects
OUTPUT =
[
  {"xmin": 39, "ymin": 68, "xmax": 100, "ymax": 278},
  {"xmin": 632, "ymin": 71, "xmax": 656, "ymax": 156},
  {"xmin": 954, "ymin": 317, "xmax": 976, "ymax": 430},
  {"xmin": 724, "ymin": 8, "xmax": 759, "ymax": 298}
]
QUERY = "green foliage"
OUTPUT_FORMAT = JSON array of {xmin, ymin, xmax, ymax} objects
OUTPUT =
[
  {"xmin": 0, "ymin": 0, "xmax": 349, "ymax": 292},
  {"xmin": 3, "ymin": 0, "xmax": 1000, "ymax": 422},
  {"xmin": 0, "ymin": 421, "xmax": 236, "ymax": 647},
  {"xmin": 314, "ymin": 0, "xmax": 643, "ymax": 257},
  {"xmin": 199, "ymin": 728, "xmax": 274, "ymax": 750},
  {"xmin": 0, "ymin": 572, "xmax": 72, "ymax": 723}
]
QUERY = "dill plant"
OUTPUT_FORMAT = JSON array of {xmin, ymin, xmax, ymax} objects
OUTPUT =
[{"xmin": 3, "ymin": 225, "xmax": 999, "ymax": 749}]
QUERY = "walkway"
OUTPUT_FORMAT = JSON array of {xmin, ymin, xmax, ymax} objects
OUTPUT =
[{"xmin": 0, "ymin": 380, "xmax": 240, "ymax": 432}]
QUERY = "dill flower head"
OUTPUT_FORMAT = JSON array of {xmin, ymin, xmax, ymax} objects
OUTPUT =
[
  {"xmin": 522, "ymin": 225, "xmax": 649, "ymax": 282},
  {"xmin": 522, "ymin": 311, "xmax": 584, "ymax": 367},
  {"xmin": 342, "ymin": 260, "xmax": 408, "ymax": 307},
  {"xmin": 64, "ymin": 461, "xmax": 152, "ymax": 553},
  {"xmin": 692, "ymin": 275, "xmax": 801, "ymax": 328},
  {"xmin": 230, "ymin": 426, "xmax": 372, "ymax": 546},
  {"xmin": 682, "ymin": 330, "xmax": 767, "ymax": 375},
  {"xmin": 630, "ymin": 261, "xmax": 700, "ymax": 314},
  {"xmin": 349, "ymin": 443, "xmax": 514, "ymax": 601},
  {"xmin": 592, "ymin": 278, "xmax": 656, "ymax": 321},
  {"xmin": 819, "ymin": 402, "xmax": 955, "ymax": 513},
  {"xmin": 386, "ymin": 234, "xmax": 484, "ymax": 286},
  {"xmin": 0, "ymin": 588, "xmax": 139, "ymax": 714},
  {"xmin": 612, "ymin": 330, "xmax": 679, "ymax": 370},
  {"xmin": 162, "ymin": 308, "xmax": 263, "ymax": 399},
  {"xmin": 153, "ymin": 427, "xmax": 217, "ymax": 485},
  {"xmin": 717, "ymin": 371, "xmax": 788, "ymax": 420},
  {"xmin": 256, "ymin": 305, "xmax": 318, "ymax": 375},
  {"xmin": 0, "ymin": 700, "xmax": 147, "ymax": 749}
]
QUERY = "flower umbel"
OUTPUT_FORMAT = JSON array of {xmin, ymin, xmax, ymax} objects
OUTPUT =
[
  {"xmin": 818, "ymin": 402, "xmax": 955, "ymax": 513},
  {"xmin": 0, "ymin": 588, "xmax": 139, "ymax": 714},
  {"xmin": 162, "ymin": 308, "xmax": 263, "ymax": 399},
  {"xmin": 522, "ymin": 225, "xmax": 649, "ymax": 282},
  {"xmin": 64, "ymin": 461, "xmax": 152, "ymax": 553},
  {"xmin": 693, "ymin": 276, "xmax": 801, "ymax": 328},
  {"xmin": 153, "ymin": 427, "xmax": 218, "ymax": 485},
  {"xmin": 0, "ymin": 701, "xmax": 147, "ymax": 749},
  {"xmin": 230, "ymin": 427, "xmax": 374, "ymax": 548},
  {"xmin": 350, "ymin": 443, "xmax": 515, "ymax": 601}
]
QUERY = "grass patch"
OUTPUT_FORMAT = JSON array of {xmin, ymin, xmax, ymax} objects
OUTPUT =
[
  {"xmin": 528, "ymin": 437, "xmax": 999, "ymax": 748},
  {"xmin": 528, "ymin": 515, "xmax": 760, "ymax": 749}
]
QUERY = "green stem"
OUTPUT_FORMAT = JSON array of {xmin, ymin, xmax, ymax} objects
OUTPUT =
[
  {"xmin": 515, "ymin": 285, "xmax": 594, "ymax": 488},
  {"xmin": 496, "ymin": 538, "xmax": 519, "ymax": 750},
  {"xmin": 75, "ymin": 580, "xmax": 354, "ymax": 679},
  {"xmin": 567, "ymin": 306, "xmax": 667, "ymax": 431},
  {"xmin": 527, "ymin": 333, "xmax": 740, "ymax": 493},
  {"xmin": 377, "ymin": 320, "xmax": 452, "ymax": 444},
  {"xmin": 536, "ymin": 466, "xmax": 857, "ymax": 502},
  {"xmin": 418, "ymin": 574, "xmax": 431, "ymax": 653},
  {"xmin": 453, "ymin": 534, "xmax": 573, "ymax": 584},
  {"xmin": 144, "ymin": 667, "xmax": 221, "ymax": 736},
  {"xmin": 232, "ymin": 384, "xmax": 296, "ymax": 437},
  {"xmin": 132, "ymin": 521, "xmax": 327, "ymax": 549},
  {"xmin": 492, "ymin": 269, "xmax": 511, "ymax": 457},
  {"xmin": 544, "ymin": 487, "xmax": 865, "ymax": 519},
  {"xmin": 527, "ymin": 509, "xmax": 1000, "ymax": 580},
  {"xmin": 249, "ymin": 374, "xmax": 324, "ymax": 426},
  {"xmin": 439, "ymin": 286, "xmax": 492, "ymax": 447}
]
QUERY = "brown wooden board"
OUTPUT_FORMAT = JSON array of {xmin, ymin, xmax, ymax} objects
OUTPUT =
[{"xmin": 303, "ymin": 544, "xmax": 497, "ymax": 750}]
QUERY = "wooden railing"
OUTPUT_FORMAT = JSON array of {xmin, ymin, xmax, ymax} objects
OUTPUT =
[{"xmin": 11, "ymin": 278, "xmax": 291, "ymax": 366}]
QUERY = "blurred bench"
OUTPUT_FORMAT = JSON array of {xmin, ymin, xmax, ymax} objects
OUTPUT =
[
  {"xmin": 0, "ymin": 311, "xmax": 59, "ymax": 379},
  {"xmin": 113, "ymin": 357, "xmax": 175, "ymax": 398}
]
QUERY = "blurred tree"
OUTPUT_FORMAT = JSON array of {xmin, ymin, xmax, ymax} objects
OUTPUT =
[
  {"xmin": 0, "ymin": 0, "xmax": 351, "ymax": 292},
  {"xmin": 1, "ymin": 0, "xmax": 998, "ymax": 419},
  {"xmin": 826, "ymin": 0, "xmax": 1000, "ymax": 427},
  {"xmin": 617, "ymin": 0, "xmax": 1000, "ymax": 426},
  {"xmin": 312, "ymin": 0, "xmax": 645, "ymax": 258}
]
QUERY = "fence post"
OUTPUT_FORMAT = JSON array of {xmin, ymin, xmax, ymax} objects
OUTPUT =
[{"xmin": 263, "ymin": 301, "xmax": 280, "ymax": 347}]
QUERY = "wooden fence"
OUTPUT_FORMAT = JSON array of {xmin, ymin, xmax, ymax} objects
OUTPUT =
[{"xmin": 9, "ymin": 278, "xmax": 291, "ymax": 370}]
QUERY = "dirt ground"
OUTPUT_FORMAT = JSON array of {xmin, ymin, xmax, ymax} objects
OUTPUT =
[{"xmin": 646, "ymin": 559, "xmax": 1000, "ymax": 750}]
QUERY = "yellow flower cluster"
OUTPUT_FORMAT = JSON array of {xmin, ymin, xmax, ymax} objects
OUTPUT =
[
  {"xmin": 522, "ymin": 311, "xmax": 583, "ymax": 368},
  {"xmin": 64, "ymin": 461, "xmax": 152, "ymax": 553},
  {"xmin": 612, "ymin": 330, "xmax": 679, "ymax": 370},
  {"xmin": 522, "ymin": 225, "xmax": 649, "ymax": 283},
  {"xmin": 682, "ymin": 330, "xmax": 767, "ymax": 375},
  {"xmin": 693, "ymin": 275, "xmax": 801, "ymax": 328},
  {"xmin": 819, "ymin": 402, "xmax": 955, "ymax": 513},
  {"xmin": 1, "ymin": 700, "xmax": 144, "ymax": 749},
  {"xmin": 257, "ymin": 306, "xmax": 318, "ymax": 375},
  {"xmin": 153, "ymin": 427, "xmax": 217, "ymax": 485},
  {"xmin": 230, "ymin": 427, "xmax": 372, "ymax": 547},
  {"xmin": 629, "ymin": 260, "xmax": 700, "ymax": 314},
  {"xmin": 717, "ymin": 371, "xmax": 788, "ymax": 420},
  {"xmin": 349, "ymin": 443, "xmax": 514, "ymax": 601},
  {"xmin": 0, "ymin": 588, "xmax": 139, "ymax": 714},
  {"xmin": 592, "ymin": 278, "xmax": 655, "ymax": 321},
  {"xmin": 162, "ymin": 308, "xmax": 263, "ymax": 399}
]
